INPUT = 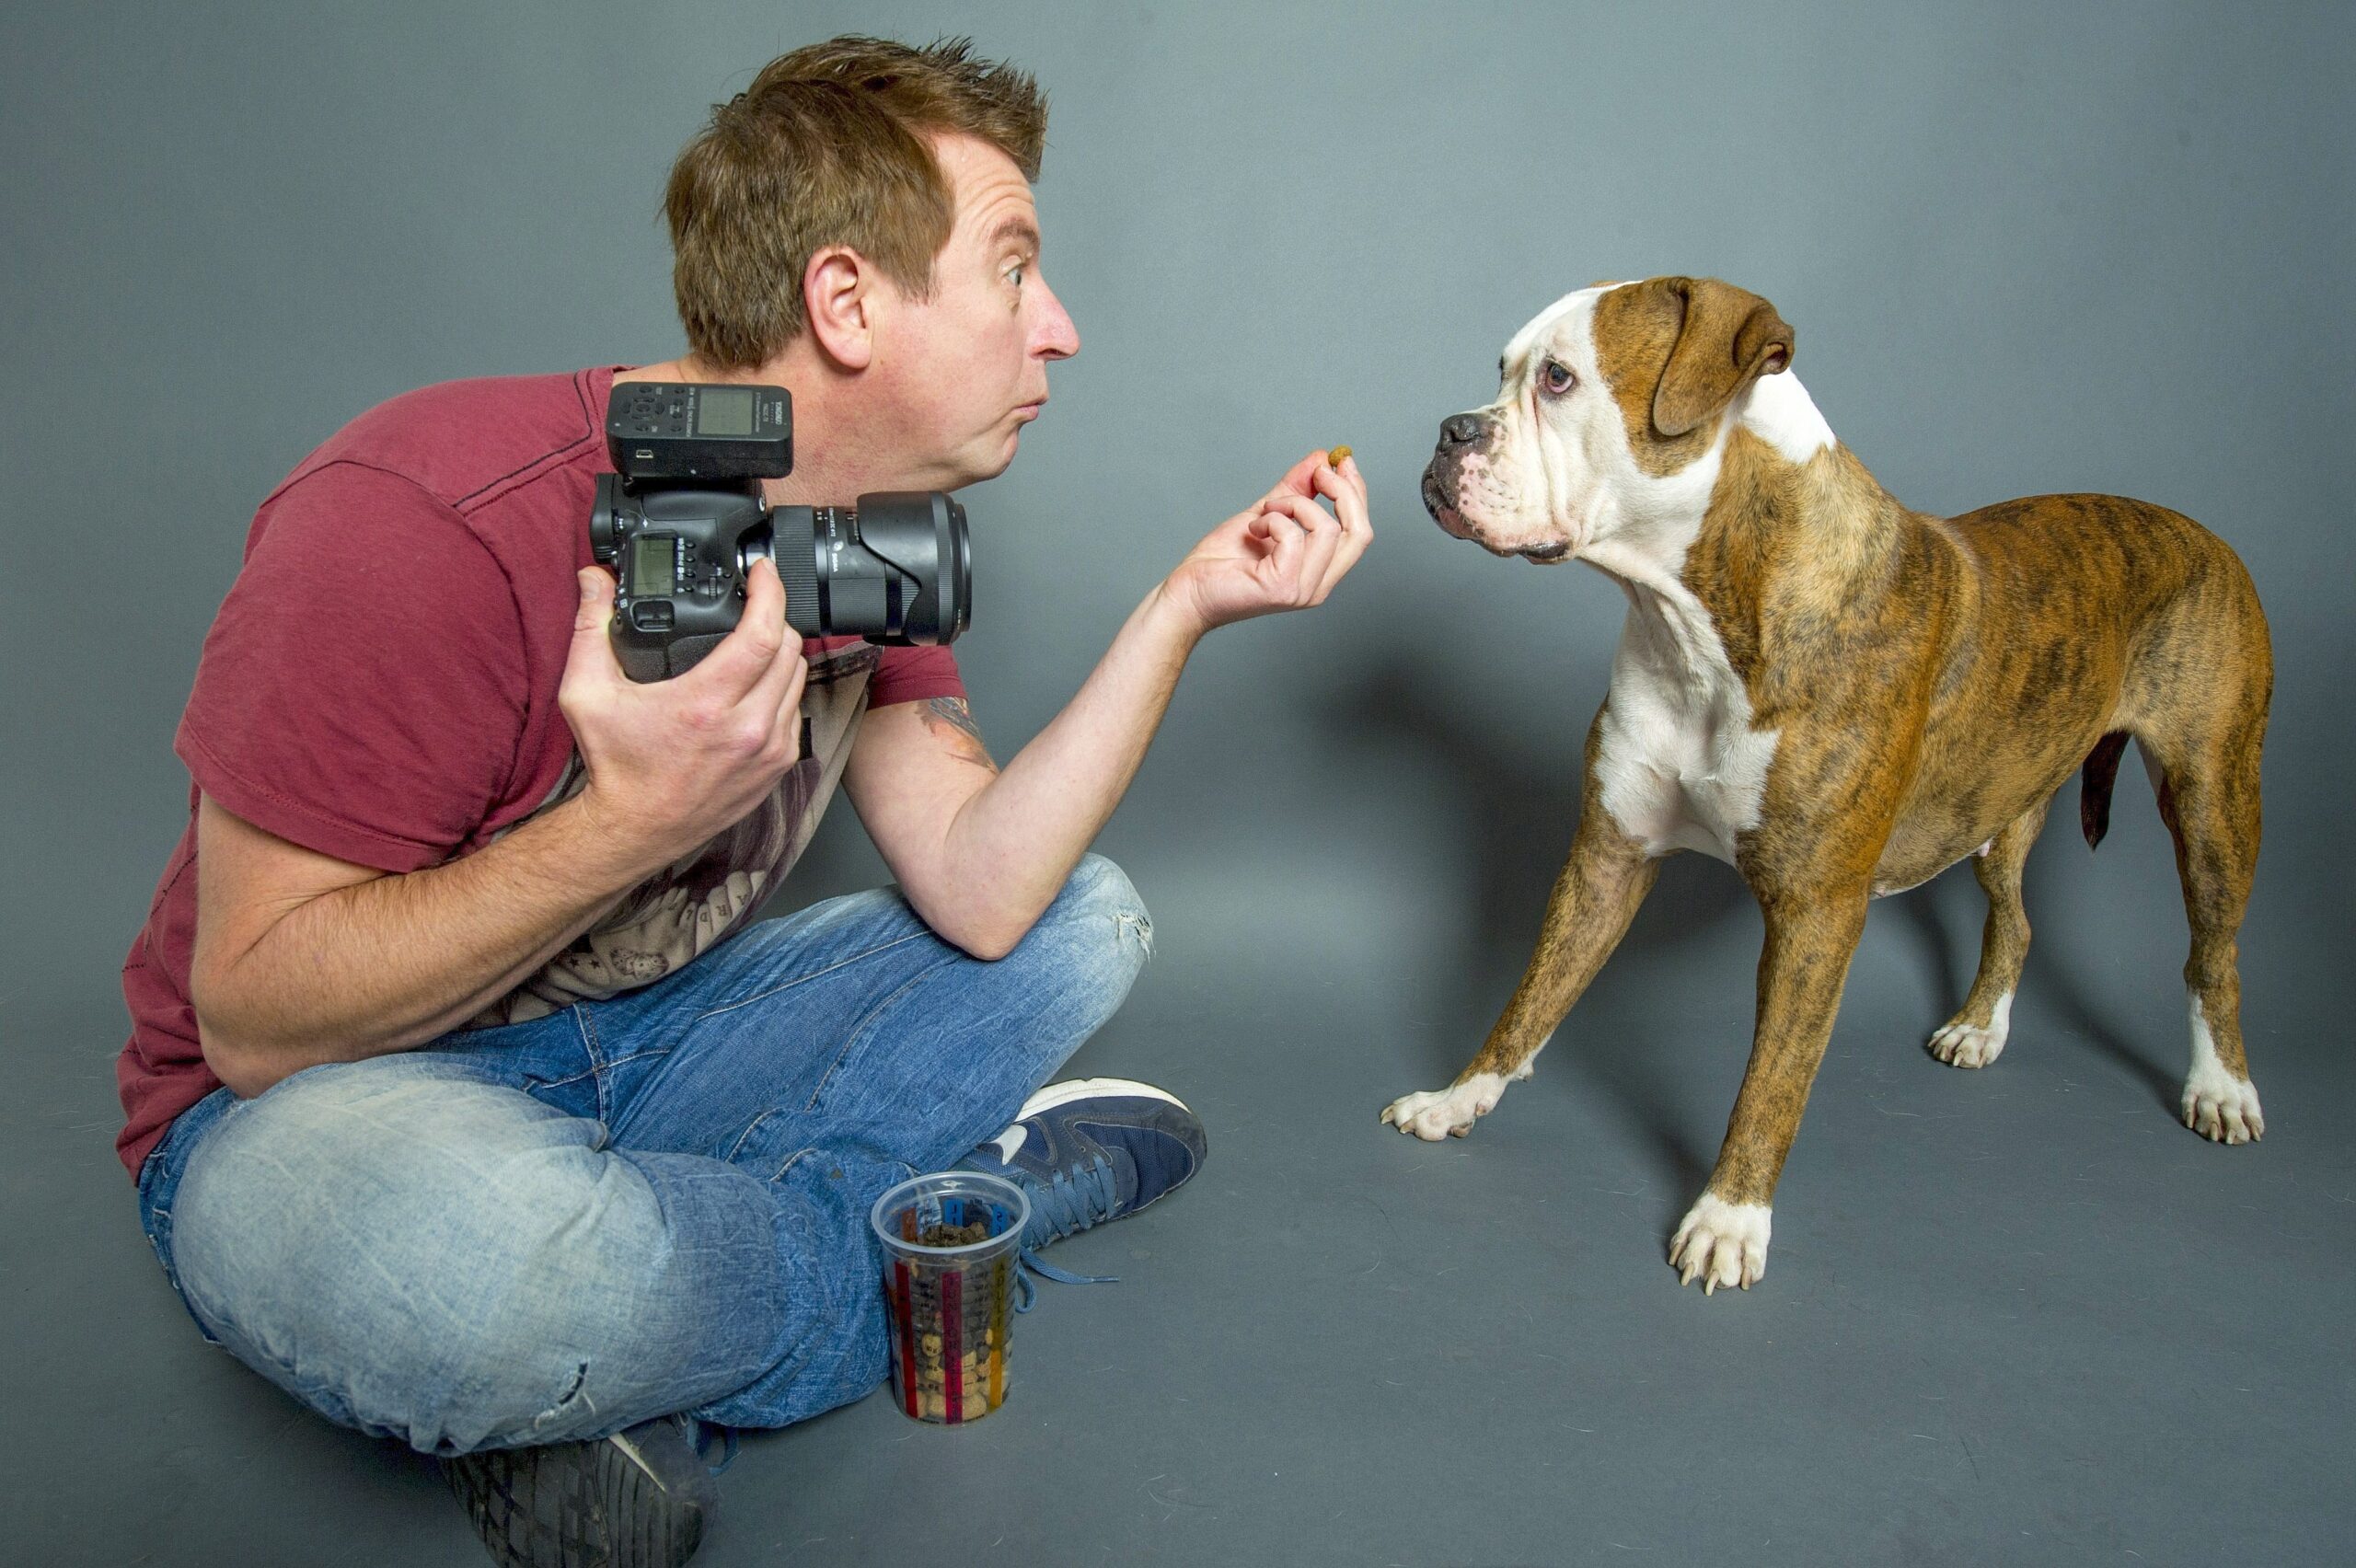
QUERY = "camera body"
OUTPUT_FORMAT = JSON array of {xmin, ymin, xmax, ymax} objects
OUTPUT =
[{"xmin": 590, "ymin": 382, "xmax": 971, "ymax": 683}]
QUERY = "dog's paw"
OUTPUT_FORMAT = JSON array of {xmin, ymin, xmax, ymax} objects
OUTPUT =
[
  {"xmin": 1928, "ymin": 991, "xmax": 2013, "ymax": 1069},
  {"xmin": 2181, "ymin": 1069, "xmax": 2265, "ymax": 1144},
  {"xmin": 1380, "ymin": 1073, "xmax": 1507, "ymax": 1141},
  {"xmin": 1668, "ymin": 1193, "xmax": 1771, "ymax": 1294}
]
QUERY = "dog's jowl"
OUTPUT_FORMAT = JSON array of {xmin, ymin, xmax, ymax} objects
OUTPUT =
[{"xmin": 1386, "ymin": 276, "xmax": 2271, "ymax": 1294}]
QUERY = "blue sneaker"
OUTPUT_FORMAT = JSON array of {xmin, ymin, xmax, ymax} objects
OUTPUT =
[{"xmin": 958, "ymin": 1078, "xmax": 1207, "ymax": 1284}]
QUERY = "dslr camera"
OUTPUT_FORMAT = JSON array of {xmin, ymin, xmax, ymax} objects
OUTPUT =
[{"xmin": 589, "ymin": 381, "xmax": 971, "ymax": 682}]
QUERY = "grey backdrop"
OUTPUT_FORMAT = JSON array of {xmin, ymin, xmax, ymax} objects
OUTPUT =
[{"xmin": 6, "ymin": 3, "xmax": 2351, "ymax": 1565}]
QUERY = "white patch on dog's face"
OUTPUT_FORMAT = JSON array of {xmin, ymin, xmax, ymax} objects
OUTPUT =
[
  {"xmin": 1442, "ymin": 285, "xmax": 1623, "ymax": 559},
  {"xmin": 1429, "ymin": 282, "xmax": 1727, "ymax": 570}
]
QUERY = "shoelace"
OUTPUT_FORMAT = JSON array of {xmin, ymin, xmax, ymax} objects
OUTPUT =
[
  {"xmin": 690, "ymin": 1418, "xmax": 740, "ymax": 1476},
  {"xmin": 1011, "ymin": 1155, "xmax": 1123, "ymax": 1296}
]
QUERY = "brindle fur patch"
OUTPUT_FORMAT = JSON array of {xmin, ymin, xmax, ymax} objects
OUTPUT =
[{"xmin": 1685, "ymin": 430, "xmax": 2269, "ymax": 1205}]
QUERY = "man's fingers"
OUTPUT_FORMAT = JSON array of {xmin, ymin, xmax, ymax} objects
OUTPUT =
[
  {"xmin": 1265, "ymin": 493, "xmax": 1343, "ymax": 601},
  {"xmin": 776, "ymin": 645, "xmax": 811, "ymax": 759},
  {"xmin": 1311, "ymin": 455, "xmax": 1371, "ymax": 536},
  {"xmin": 1258, "ymin": 505, "xmax": 1307, "ymax": 588},
  {"xmin": 1308, "ymin": 466, "xmax": 1373, "ymax": 597},
  {"xmin": 1265, "ymin": 490, "xmax": 1342, "ymax": 550},
  {"xmin": 744, "ymin": 560, "xmax": 810, "ymax": 730},
  {"xmin": 687, "ymin": 556, "xmax": 791, "ymax": 701},
  {"xmin": 563, "ymin": 569, "xmax": 627, "ymax": 689},
  {"xmin": 1259, "ymin": 450, "xmax": 1331, "ymax": 510}
]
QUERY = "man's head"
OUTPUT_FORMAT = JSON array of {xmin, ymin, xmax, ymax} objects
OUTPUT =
[{"xmin": 661, "ymin": 36, "xmax": 1078, "ymax": 491}]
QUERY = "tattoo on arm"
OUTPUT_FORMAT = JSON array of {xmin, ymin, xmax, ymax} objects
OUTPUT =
[{"xmin": 918, "ymin": 697, "xmax": 996, "ymax": 770}]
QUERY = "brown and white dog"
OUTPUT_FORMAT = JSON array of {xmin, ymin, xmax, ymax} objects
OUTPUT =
[{"xmin": 1384, "ymin": 276, "xmax": 2271, "ymax": 1293}]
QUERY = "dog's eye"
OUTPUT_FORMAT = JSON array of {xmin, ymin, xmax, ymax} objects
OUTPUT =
[{"xmin": 1541, "ymin": 359, "xmax": 1576, "ymax": 396}]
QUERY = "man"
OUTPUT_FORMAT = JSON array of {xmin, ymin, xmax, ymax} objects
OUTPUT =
[{"xmin": 115, "ymin": 35, "xmax": 1371, "ymax": 1568}]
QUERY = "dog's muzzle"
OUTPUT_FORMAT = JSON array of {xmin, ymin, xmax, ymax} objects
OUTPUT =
[
  {"xmin": 1421, "ymin": 459, "xmax": 1465, "ymax": 535},
  {"xmin": 1423, "ymin": 410, "xmax": 1491, "ymax": 538}
]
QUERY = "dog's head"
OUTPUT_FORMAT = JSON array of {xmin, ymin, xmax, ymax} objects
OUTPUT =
[{"xmin": 1422, "ymin": 276, "xmax": 1796, "ymax": 562}]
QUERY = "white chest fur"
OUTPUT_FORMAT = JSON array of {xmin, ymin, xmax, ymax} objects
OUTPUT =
[{"xmin": 1591, "ymin": 578, "xmax": 1781, "ymax": 864}]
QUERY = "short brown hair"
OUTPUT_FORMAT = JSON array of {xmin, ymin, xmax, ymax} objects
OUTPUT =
[{"xmin": 663, "ymin": 36, "xmax": 1049, "ymax": 371}]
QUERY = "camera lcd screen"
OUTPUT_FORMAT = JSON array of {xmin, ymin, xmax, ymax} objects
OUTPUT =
[
  {"xmin": 632, "ymin": 536, "xmax": 676, "ymax": 597},
  {"xmin": 695, "ymin": 386, "xmax": 756, "ymax": 437}
]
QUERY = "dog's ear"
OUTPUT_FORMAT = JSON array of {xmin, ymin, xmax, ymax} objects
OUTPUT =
[{"xmin": 1648, "ymin": 277, "xmax": 1794, "ymax": 439}]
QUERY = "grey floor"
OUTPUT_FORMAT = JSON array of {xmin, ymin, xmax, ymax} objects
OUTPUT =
[{"xmin": 8, "ymin": 769, "xmax": 2353, "ymax": 1568}]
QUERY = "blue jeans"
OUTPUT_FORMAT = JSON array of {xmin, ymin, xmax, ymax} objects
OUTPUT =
[{"xmin": 133, "ymin": 856, "xmax": 1152, "ymax": 1457}]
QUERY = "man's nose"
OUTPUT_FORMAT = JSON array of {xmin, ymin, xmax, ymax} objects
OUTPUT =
[
  {"xmin": 1034, "ymin": 279, "xmax": 1080, "ymax": 360},
  {"xmin": 1439, "ymin": 412, "xmax": 1486, "ymax": 449}
]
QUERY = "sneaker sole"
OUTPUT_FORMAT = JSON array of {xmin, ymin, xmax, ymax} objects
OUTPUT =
[
  {"xmin": 1016, "ymin": 1076, "xmax": 1190, "ymax": 1119},
  {"xmin": 445, "ymin": 1430, "xmax": 713, "ymax": 1568}
]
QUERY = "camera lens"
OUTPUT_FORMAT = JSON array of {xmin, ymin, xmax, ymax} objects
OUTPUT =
[{"xmin": 747, "ymin": 493, "xmax": 968, "ymax": 645}]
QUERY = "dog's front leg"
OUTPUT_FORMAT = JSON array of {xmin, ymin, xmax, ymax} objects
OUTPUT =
[
  {"xmin": 1383, "ymin": 735, "xmax": 1658, "ymax": 1140},
  {"xmin": 1669, "ymin": 883, "xmax": 1869, "ymax": 1292}
]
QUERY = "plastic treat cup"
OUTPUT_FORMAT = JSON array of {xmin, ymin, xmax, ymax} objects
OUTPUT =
[{"xmin": 870, "ymin": 1171, "xmax": 1029, "ymax": 1424}]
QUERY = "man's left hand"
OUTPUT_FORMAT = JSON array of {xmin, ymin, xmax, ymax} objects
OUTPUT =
[{"xmin": 1157, "ymin": 449, "xmax": 1372, "ymax": 639}]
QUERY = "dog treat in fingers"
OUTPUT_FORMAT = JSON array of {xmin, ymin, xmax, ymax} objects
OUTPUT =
[{"xmin": 1327, "ymin": 444, "xmax": 1352, "ymax": 467}]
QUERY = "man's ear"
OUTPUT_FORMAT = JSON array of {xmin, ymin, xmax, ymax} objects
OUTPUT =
[
  {"xmin": 804, "ymin": 246, "xmax": 876, "ymax": 372},
  {"xmin": 1648, "ymin": 276, "xmax": 1794, "ymax": 438}
]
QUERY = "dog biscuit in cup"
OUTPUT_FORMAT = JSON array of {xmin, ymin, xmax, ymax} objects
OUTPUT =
[{"xmin": 872, "ymin": 1171, "xmax": 1030, "ymax": 1424}]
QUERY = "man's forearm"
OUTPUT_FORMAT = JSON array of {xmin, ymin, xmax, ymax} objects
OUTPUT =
[
  {"xmin": 198, "ymin": 795, "xmax": 654, "ymax": 1095},
  {"xmin": 939, "ymin": 582, "xmax": 1204, "ymax": 951}
]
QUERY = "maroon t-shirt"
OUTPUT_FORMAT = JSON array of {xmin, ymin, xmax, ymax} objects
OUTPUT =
[{"xmin": 116, "ymin": 364, "xmax": 964, "ymax": 1179}]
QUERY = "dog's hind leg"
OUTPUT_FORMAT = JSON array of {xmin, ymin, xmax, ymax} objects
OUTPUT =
[
  {"xmin": 2126, "ymin": 563, "xmax": 2270, "ymax": 1143},
  {"xmin": 1927, "ymin": 796, "xmax": 2051, "ymax": 1067},
  {"xmin": 1382, "ymin": 721, "xmax": 1658, "ymax": 1141},
  {"xmin": 2142, "ymin": 708, "xmax": 2269, "ymax": 1142}
]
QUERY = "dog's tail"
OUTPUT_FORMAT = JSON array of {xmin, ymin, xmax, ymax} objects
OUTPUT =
[{"xmin": 2079, "ymin": 731, "xmax": 2131, "ymax": 850}]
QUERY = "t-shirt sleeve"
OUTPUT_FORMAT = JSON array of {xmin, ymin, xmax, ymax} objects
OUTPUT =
[
  {"xmin": 175, "ymin": 462, "xmax": 529, "ymax": 873},
  {"xmin": 867, "ymin": 642, "xmax": 965, "ymax": 708}
]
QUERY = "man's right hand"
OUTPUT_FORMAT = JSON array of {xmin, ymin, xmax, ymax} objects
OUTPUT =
[{"xmin": 559, "ymin": 555, "xmax": 809, "ymax": 876}]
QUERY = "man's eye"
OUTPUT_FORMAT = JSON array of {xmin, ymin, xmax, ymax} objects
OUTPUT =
[
  {"xmin": 1006, "ymin": 264, "xmax": 1026, "ymax": 287},
  {"xmin": 1541, "ymin": 359, "xmax": 1576, "ymax": 395}
]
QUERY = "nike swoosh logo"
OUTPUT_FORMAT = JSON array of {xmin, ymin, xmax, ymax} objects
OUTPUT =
[{"xmin": 990, "ymin": 1125, "xmax": 1027, "ymax": 1164}]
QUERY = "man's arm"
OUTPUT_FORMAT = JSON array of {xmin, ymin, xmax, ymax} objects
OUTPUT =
[
  {"xmin": 190, "ymin": 790, "xmax": 653, "ymax": 1097},
  {"xmin": 193, "ymin": 559, "xmax": 814, "ymax": 1099},
  {"xmin": 843, "ymin": 583, "xmax": 1201, "ymax": 959},
  {"xmin": 845, "ymin": 450, "xmax": 1370, "ymax": 959}
]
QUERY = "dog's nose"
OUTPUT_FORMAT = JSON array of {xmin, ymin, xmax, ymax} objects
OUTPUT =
[{"xmin": 1439, "ymin": 413, "xmax": 1485, "ymax": 449}]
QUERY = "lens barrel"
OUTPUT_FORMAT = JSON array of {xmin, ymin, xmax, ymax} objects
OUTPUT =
[{"xmin": 749, "ymin": 493, "xmax": 967, "ymax": 645}]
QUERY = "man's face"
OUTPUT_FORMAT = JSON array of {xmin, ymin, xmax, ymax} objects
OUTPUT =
[{"xmin": 868, "ymin": 133, "xmax": 1079, "ymax": 489}]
